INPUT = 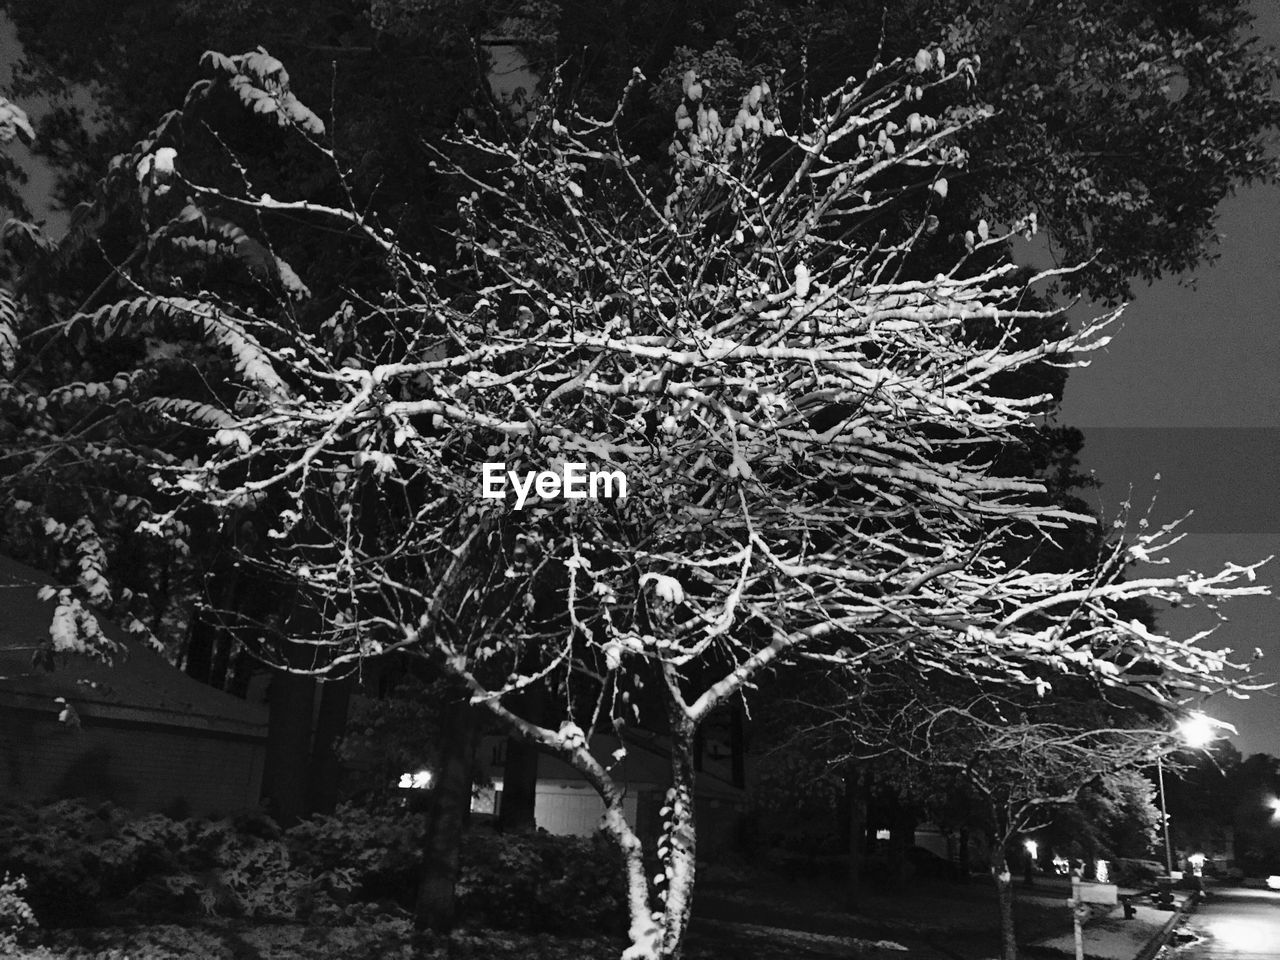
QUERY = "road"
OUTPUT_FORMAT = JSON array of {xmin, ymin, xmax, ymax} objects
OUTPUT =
[{"xmin": 1176, "ymin": 887, "xmax": 1280, "ymax": 959}]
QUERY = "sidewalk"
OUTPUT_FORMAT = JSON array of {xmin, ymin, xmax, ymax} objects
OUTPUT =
[{"xmin": 1029, "ymin": 897, "xmax": 1186, "ymax": 960}]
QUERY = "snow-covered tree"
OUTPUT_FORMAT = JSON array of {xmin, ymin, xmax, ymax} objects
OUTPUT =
[
  {"xmin": 5, "ymin": 45, "xmax": 1270, "ymax": 960},
  {"xmin": 825, "ymin": 672, "xmax": 1201, "ymax": 960}
]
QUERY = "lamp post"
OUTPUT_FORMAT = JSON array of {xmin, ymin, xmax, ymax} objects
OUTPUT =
[
  {"xmin": 1156, "ymin": 752, "xmax": 1173, "ymax": 875},
  {"xmin": 1156, "ymin": 712, "xmax": 1217, "ymax": 876}
]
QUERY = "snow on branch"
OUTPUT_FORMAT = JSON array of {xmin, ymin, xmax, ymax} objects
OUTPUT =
[{"xmin": 11, "ymin": 44, "xmax": 1269, "ymax": 960}]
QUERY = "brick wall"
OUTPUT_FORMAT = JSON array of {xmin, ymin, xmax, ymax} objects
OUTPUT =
[{"xmin": 0, "ymin": 707, "xmax": 265, "ymax": 816}]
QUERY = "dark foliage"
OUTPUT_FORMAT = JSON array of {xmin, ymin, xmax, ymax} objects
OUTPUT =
[{"xmin": 0, "ymin": 798, "xmax": 626, "ymax": 934}]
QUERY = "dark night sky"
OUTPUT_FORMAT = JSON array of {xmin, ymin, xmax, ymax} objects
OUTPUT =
[
  {"xmin": 4, "ymin": 8, "xmax": 1280, "ymax": 756},
  {"xmin": 1052, "ymin": 1, "xmax": 1280, "ymax": 759}
]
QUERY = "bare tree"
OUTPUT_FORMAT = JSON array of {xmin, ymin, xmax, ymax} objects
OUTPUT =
[{"xmin": 836, "ymin": 682, "xmax": 1191, "ymax": 960}]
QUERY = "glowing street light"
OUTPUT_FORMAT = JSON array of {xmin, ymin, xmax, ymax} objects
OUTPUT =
[
  {"xmin": 1157, "ymin": 712, "xmax": 1220, "ymax": 876},
  {"xmin": 1177, "ymin": 713, "xmax": 1216, "ymax": 750}
]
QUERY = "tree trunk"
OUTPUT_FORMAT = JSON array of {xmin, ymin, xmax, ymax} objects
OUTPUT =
[
  {"xmin": 415, "ymin": 697, "xmax": 479, "ymax": 933},
  {"xmin": 210, "ymin": 630, "xmax": 235, "ymax": 691},
  {"xmin": 659, "ymin": 711, "xmax": 699, "ymax": 960},
  {"xmin": 498, "ymin": 734, "xmax": 540, "ymax": 832},
  {"xmin": 604, "ymin": 796, "xmax": 660, "ymax": 960},
  {"xmin": 498, "ymin": 684, "xmax": 544, "ymax": 834},
  {"xmin": 261, "ymin": 662, "xmax": 316, "ymax": 827},
  {"xmin": 885, "ymin": 804, "xmax": 914, "ymax": 891},
  {"xmin": 308, "ymin": 674, "xmax": 353, "ymax": 815},
  {"xmin": 184, "ymin": 612, "xmax": 215, "ymax": 684},
  {"xmin": 728, "ymin": 697, "xmax": 745, "ymax": 789},
  {"xmin": 991, "ymin": 848, "xmax": 1018, "ymax": 960},
  {"xmin": 844, "ymin": 763, "xmax": 867, "ymax": 911}
]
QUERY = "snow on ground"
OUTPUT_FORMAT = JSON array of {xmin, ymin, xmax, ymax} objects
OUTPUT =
[{"xmin": 695, "ymin": 917, "xmax": 912, "ymax": 956}]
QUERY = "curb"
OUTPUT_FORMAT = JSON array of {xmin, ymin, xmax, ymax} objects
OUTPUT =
[{"xmin": 1133, "ymin": 890, "xmax": 1200, "ymax": 960}]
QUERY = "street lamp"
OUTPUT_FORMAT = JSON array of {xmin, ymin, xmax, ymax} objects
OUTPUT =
[
  {"xmin": 1156, "ymin": 712, "xmax": 1218, "ymax": 875},
  {"xmin": 1178, "ymin": 713, "xmax": 1216, "ymax": 750}
]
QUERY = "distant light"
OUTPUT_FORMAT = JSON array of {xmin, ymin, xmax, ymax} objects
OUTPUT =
[
  {"xmin": 875, "ymin": 828, "xmax": 890, "ymax": 840},
  {"xmin": 1188, "ymin": 853, "xmax": 1205, "ymax": 867},
  {"xmin": 398, "ymin": 769, "xmax": 433, "ymax": 790},
  {"xmin": 1178, "ymin": 713, "xmax": 1216, "ymax": 749},
  {"xmin": 1267, "ymin": 876, "xmax": 1280, "ymax": 891},
  {"xmin": 1024, "ymin": 839, "xmax": 1038, "ymax": 860},
  {"xmin": 1268, "ymin": 797, "xmax": 1280, "ymax": 817},
  {"xmin": 1052, "ymin": 855, "xmax": 1070, "ymax": 876},
  {"xmin": 1095, "ymin": 860, "xmax": 1109, "ymax": 883}
]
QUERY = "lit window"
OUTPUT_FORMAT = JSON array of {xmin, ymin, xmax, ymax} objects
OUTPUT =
[{"xmin": 398, "ymin": 769, "xmax": 433, "ymax": 789}]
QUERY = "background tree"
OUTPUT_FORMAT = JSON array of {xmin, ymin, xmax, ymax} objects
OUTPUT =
[
  {"xmin": 542, "ymin": 0, "xmax": 1280, "ymax": 302},
  {"xmin": 1055, "ymin": 767, "xmax": 1162, "ymax": 865},
  {"xmin": 1160, "ymin": 741, "xmax": 1280, "ymax": 875},
  {"xmin": 0, "ymin": 93, "xmax": 34, "ymax": 223},
  {"xmin": 838, "ymin": 680, "xmax": 1183, "ymax": 960},
  {"xmin": 7, "ymin": 0, "xmax": 1277, "ymax": 304},
  {"xmin": 1228, "ymin": 753, "xmax": 1280, "ymax": 875}
]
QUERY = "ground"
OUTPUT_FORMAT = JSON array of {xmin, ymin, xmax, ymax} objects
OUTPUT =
[
  {"xmin": 1031, "ymin": 901, "xmax": 1173, "ymax": 960},
  {"xmin": 7, "ymin": 871, "xmax": 1176, "ymax": 960}
]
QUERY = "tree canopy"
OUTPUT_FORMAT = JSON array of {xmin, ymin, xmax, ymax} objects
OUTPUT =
[
  {"xmin": 1, "ymin": 6, "xmax": 1276, "ymax": 955},
  {"xmin": 0, "ymin": 41, "xmax": 1267, "ymax": 957},
  {"xmin": 5, "ymin": 0, "xmax": 1277, "ymax": 302}
]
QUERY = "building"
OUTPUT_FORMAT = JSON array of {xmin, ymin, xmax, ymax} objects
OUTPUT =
[
  {"xmin": 0, "ymin": 554, "xmax": 268, "ymax": 815},
  {"xmin": 472, "ymin": 729, "xmax": 746, "ymax": 851}
]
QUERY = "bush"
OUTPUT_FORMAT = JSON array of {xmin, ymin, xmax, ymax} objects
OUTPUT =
[
  {"xmin": 0, "ymin": 800, "xmax": 307, "ymax": 925},
  {"xmin": 456, "ymin": 830, "xmax": 626, "ymax": 935},
  {"xmin": 0, "ymin": 874, "xmax": 38, "ymax": 952},
  {"xmin": 287, "ymin": 802, "xmax": 424, "ymax": 906},
  {"xmin": 291, "ymin": 804, "xmax": 627, "ymax": 934},
  {"xmin": 1110, "ymin": 858, "xmax": 1163, "ymax": 888},
  {"xmin": 0, "ymin": 799, "xmax": 627, "ymax": 933},
  {"xmin": 0, "ymin": 800, "xmax": 133, "ymax": 925}
]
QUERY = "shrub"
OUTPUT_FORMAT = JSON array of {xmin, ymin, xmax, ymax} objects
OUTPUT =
[
  {"xmin": 0, "ymin": 873, "xmax": 38, "ymax": 952},
  {"xmin": 286, "ymin": 802, "xmax": 424, "ymax": 904},
  {"xmin": 456, "ymin": 830, "xmax": 626, "ymax": 935},
  {"xmin": 288, "ymin": 804, "xmax": 627, "ymax": 933},
  {"xmin": 0, "ymin": 798, "xmax": 626, "ymax": 933},
  {"xmin": 0, "ymin": 800, "xmax": 307, "ymax": 924},
  {"xmin": 219, "ymin": 837, "xmax": 308, "ymax": 918},
  {"xmin": 1110, "ymin": 858, "xmax": 1163, "ymax": 888},
  {"xmin": 0, "ymin": 800, "xmax": 131, "ymax": 925}
]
